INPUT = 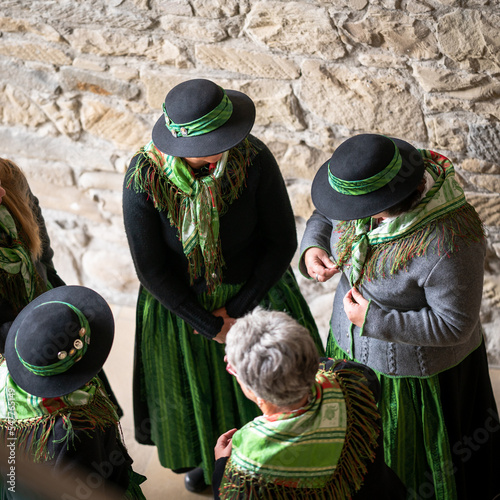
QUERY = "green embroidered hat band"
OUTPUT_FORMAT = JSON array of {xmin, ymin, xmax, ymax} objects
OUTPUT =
[
  {"xmin": 328, "ymin": 139, "xmax": 402, "ymax": 196},
  {"xmin": 162, "ymin": 88, "xmax": 233, "ymax": 138},
  {"xmin": 15, "ymin": 300, "xmax": 91, "ymax": 377}
]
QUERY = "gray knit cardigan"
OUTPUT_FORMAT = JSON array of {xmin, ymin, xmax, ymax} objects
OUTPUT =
[{"xmin": 299, "ymin": 209, "xmax": 485, "ymax": 377}]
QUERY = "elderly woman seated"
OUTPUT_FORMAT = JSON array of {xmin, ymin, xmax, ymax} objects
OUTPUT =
[{"xmin": 213, "ymin": 307, "xmax": 406, "ymax": 499}]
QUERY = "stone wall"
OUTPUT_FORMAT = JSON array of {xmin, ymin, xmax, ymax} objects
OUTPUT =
[{"xmin": 1, "ymin": 0, "xmax": 500, "ymax": 364}]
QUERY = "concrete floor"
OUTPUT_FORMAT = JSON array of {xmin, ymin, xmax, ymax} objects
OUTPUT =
[{"xmin": 104, "ymin": 304, "xmax": 500, "ymax": 500}]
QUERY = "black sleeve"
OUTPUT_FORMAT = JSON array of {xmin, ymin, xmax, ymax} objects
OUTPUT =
[
  {"xmin": 123, "ymin": 157, "xmax": 223, "ymax": 339},
  {"xmin": 224, "ymin": 140, "xmax": 297, "ymax": 318},
  {"xmin": 212, "ymin": 457, "xmax": 229, "ymax": 500}
]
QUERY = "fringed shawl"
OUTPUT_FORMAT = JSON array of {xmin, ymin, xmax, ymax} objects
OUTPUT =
[
  {"xmin": 0, "ymin": 205, "xmax": 47, "ymax": 315},
  {"xmin": 125, "ymin": 139, "xmax": 257, "ymax": 294},
  {"xmin": 218, "ymin": 366, "xmax": 381, "ymax": 499},
  {"xmin": 0, "ymin": 361, "xmax": 120, "ymax": 462},
  {"xmin": 335, "ymin": 150, "xmax": 485, "ymax": 287}
]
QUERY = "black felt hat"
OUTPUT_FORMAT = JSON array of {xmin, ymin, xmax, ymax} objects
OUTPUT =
[
  {"xmin": 311, "ymin": 134, "xmax": 426, "ymax": 220},
  {"xmin": 5, "ymin": 286, "xmax": 114, "ymax": 398},
  {"xmin": 152, "ymin": 79, "xmax": 256, "ymax": 158}
]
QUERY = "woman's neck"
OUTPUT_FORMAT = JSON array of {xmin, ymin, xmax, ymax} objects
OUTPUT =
[{"xmin": 260, "ymin": 393, "xmax": 310, "ymax": 417}]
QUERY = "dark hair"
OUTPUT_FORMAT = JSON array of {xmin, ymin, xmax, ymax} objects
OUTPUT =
[{"xmin": 384, "ymin": 176, "xmax": 427, "ymax": 217}]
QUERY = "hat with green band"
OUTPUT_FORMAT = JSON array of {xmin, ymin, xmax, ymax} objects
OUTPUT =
[
  {"xmin": 152, "ymin": 79, "xmax": 256, "ymax": 158},
  {"xmin": 311, "ymin": 134, "xmax": 426, "ymax": 220},
  {"xmin": 5, "ymin": 285, "xmax": 114, "ymax": 398}
]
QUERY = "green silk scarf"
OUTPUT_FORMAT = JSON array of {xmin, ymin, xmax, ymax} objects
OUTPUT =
[
  {"xmin": 219, "ymin": 367, "xmax": 381, "ymax": 499},
  {"xmin": 336, "ymin": 150, "xmax": 484, "ymax": 287},
  {"xmin": 127, "ymin": 139, "xmax": 253, "ymax": 293},
  {"xmin": 0, "ymin": 204, "xmax": 36, "ymax": 306}
]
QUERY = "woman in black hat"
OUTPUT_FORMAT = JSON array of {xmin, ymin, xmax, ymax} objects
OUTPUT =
[
  {"xmin": 0, "ymin": 158, "xmax": 65, "ymax": 354},
  {"xmin": 122, "ymin": 78, "xmax": 324, "ymax": 492},
  {"xmin": 0, "ymin": 286, "xmax": 146, "ymax": 499},
  {"xmin": 299, "ymin": 133, "xmax": 500, "ymax": 499}
]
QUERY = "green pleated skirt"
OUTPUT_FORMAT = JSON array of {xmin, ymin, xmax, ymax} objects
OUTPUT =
[
  {"xmin": 327, "ymin": 335, "xmax": 500, "ymax": 500},
  {"xmin": 133, "ymin": 269, "xmax": 324, "ymax": 484}
]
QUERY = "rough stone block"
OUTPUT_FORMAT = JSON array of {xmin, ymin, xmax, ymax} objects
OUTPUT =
[
  {"xmin": 460, "ymin": 158, "xmax": 500, "ymax": 175},
  {"xmin": 299, "ymin": 60, "xmax": 427, "ymax": 142},
  {"xmin": 0, "ymin": 17, "xmax": 62, "ymax": 41},
  {"xmin": 69, "ymin": 28, "xmax": 149, "ymax": 57},
  {"xmin": 73, "ymin": 57, "xmax": 109, "ymax": 72},
  {"xmin": 159, "ymin": 15, "xmax": 226, "ymax": 42},
  {"xmin": 0, "ymin": 127, "xmax": 116, "ymax": 172},
  {"xmin": 29, "ymin": 180, "xmax": 104, "ymax": 223},
  {"xmin": 0, "ymin": 60, "xmax": 60, "ymax": 95},
  {"xmin": 466, "ymin": 193, "xmax": 500, "ymax": 227},
  {"xmin": 157, "ymin": 0, "xmax": 193, "ymax": 16},
  {"xmin": 82, "ymin": 247, "xmax": 139, "ymax": 294},
  {"xmin": 279, "ymin": 143, "xmax": 330, "ymax": 181},
  {"xmin": 81, "ymin": 99, "xmax": 150, "ymax": 150},
  {"xmin": 475, "ymin": 102, "xmax": 500, "ymax": 122},
  {"xmin": 427, "ymin": 115, "xmax": 467, "ymax": 152},
  {"xmin": 287, "ymin": 179, "xmax": 315, "ymax": 220},
  {"xmin": 38, "ymin": 97, "xmax": 82, "ymax": 139},
  {"xmin": 343, "ymin": 11, "xmax": 439, "ymax": 59},
  {"xmin": 245, "ymin": 1, "xmax": 345, "ymax": 60},
  {"xmin": 190, "ymin": 0, "xmax": 242, "ymax": 17},
  {"xmin": 468, "ymin": 174, "xmax": 500, "ymax": 194},
  {"xmin": 358, "ymin": 53, "xmax": 407, "ymax": 69},
  {"xmin": 22, "ymin": 160, "xmax": 75, "ymax": 188},
  {"xmin": 413, "ymin": 65, "xmax": 489, "ymax": 93},
  {"xmin": 0, "ymin": 84, "xmax": 48, "ymax": 129},
  {"xmin": 60, "ymin": 67, "xmax": 140, "ymax": 99},
  {"xmin": 0, "ymin": 41, "xmax": 72, "ymax": 66},
  {"xmin": 437, "ymin": 10, "xmax": 490, "ymax": 63},
  {"xmin": 235, "ymin": 80, "xmax": 306, "ymax": 131},
  {"xmin": 79, "ymin": 171, "xmax": 124, "ymax": 192},
  {"xmin": 140, "ymin": 71, "xmax": 187, "ymax": 109},
  {"xmin": 468, "ymin": 123, "xmax": 500, "ymax": 164},
  {"xmin": 195, "ymin": 45, "xmax": 299, "ymax": 79}
]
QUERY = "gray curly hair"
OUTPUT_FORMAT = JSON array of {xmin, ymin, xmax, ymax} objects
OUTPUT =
[{"xmin": 225, "ymin": 307, "xmax": 319, "ymax": 407}]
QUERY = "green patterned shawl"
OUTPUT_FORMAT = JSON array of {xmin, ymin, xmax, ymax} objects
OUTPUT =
[
  {"xmin": 126, "ymin": 139, "xmax": 255, "ymax": 294},
  {"xmin": 0, "ymin": 360, "xmax": 119, "ymax": 462},
  {"xmin": 219, "ymin": 367, "xmax": 380, "ymax": 499},
  {"xmin": 0, "ymin": 204, "xmax": 41, "ymax": 312},
  {"xmin": 336, "ymin": 150, "xmax": 484, "ymax": 287}
]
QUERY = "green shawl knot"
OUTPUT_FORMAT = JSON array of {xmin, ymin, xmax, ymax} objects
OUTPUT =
[
  {"xmin": 219, "ymin": 367, "xmax": 381, "ymax": 499},
  {"xmin": 336, "ymin": 150, "xmax": 485, "ymax": 287},
  {"xmin": 126, "ymin": 139, "xmax": 255, "ymax": 294}
]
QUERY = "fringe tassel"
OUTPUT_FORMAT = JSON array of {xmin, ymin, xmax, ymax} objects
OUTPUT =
[
  {"xmin": 0, "ymin": 389, "xmax": 120, "ymax": 463},
  {"xmin": 219, "ymin": 368, "xmax": 381, "ymax": 500},
  {"xmin": 335, "ymin": 203, "xmax": 484, "ymax": 286}
]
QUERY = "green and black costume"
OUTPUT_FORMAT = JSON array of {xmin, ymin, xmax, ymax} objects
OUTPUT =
[{"xmin": 123, "ymin": 135, "xmax": 324, "ymax": 483}]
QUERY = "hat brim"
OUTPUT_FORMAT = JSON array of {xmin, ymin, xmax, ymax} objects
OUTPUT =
[
  {"xmin": 311, "ymin": 138, "xmax": 426, "ymax": 220},
  {"xmin": 5, "ymin": 286, "xmax": 114, "ymax": 398},
  {"xmin": 151, "ymin": 89, "xmax": 256, "ymax": 157}
]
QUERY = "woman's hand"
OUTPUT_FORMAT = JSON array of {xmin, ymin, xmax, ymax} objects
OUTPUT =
[
  {"xmin": 304, "ymin": 247, "xmax": 339, "ymax": 283},
  {"xmin": 214, "ymin": 428, "xmax": 237, "ymax": 460},
  {"xmin": 212, "ymin": 307, "xmax": 236, "ymax": 344},
  {"xmin": 343, "ymin": 288, "xmax": 369, "ymax": 327}
]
